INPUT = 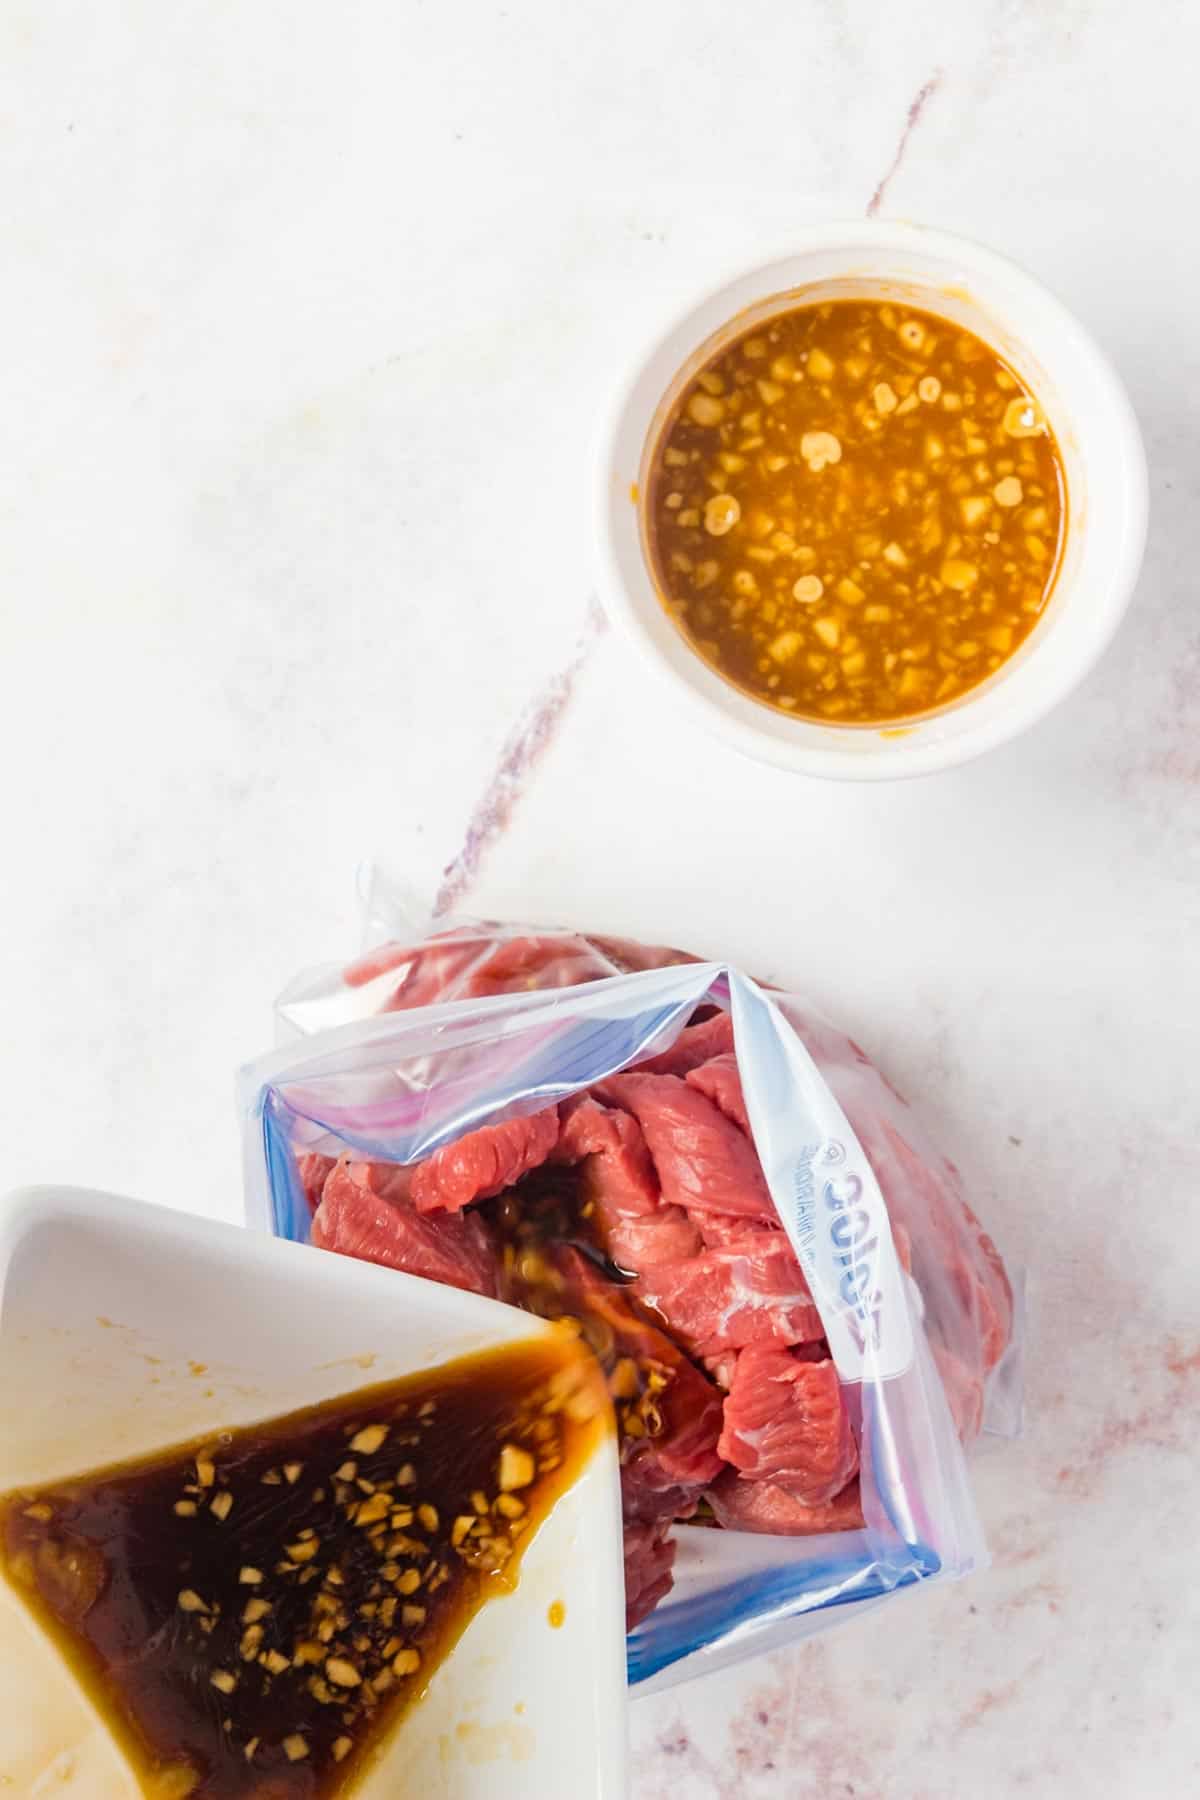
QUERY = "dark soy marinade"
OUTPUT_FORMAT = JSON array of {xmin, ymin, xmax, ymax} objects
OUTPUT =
[
  {"xmin": 482, "ymin": 1171, "xmax": 700, "ymax": 1454},
  {"xmin": 0, "ymin": 1335, "xmax": 606, "ymax": 1798}
]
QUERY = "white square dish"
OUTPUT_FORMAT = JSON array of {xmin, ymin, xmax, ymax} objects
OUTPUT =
[{"xmin": 0, "ymin": 1187, "xmax": 629, "ymax": 1798}]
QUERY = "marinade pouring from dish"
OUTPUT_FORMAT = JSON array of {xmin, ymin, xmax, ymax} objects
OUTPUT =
[
  {"xmin": 644, "ymin": 297, "xmax": 1066, "ymax": 724},
  {"xmin": 289, "ymin": 924, "xmax": 1014, "ymax": 1632},
  {"xmin": 0, "ymin": 1335, "xmax": 606, "ymax": 1798}
]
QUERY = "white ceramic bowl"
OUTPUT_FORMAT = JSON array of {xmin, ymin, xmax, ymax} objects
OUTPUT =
[
  {"xmin": 594, "ymin": 221, "xmax": 1148, "ymax": 780},
  {"xmin": 0, "ymin": 1187, "xmax": 628, "ymax": 1799}
]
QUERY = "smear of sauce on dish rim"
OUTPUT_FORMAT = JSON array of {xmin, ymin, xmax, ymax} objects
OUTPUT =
[{"xmin": 452, "ymin": 1717, "xmax": 537, "ymax": 1766}]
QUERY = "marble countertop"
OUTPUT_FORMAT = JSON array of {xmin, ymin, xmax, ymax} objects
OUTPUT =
[{"xmin": 2, "ymin": 2, "xmax": 1196, "ymax": 1794}]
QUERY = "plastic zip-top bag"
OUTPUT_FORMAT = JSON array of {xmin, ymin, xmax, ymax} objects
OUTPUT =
[{"xmin": 240, "ymin": 910, "xmax": 1016, "ymax": 1692}]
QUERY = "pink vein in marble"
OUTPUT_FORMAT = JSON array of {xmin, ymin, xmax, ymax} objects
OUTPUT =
[
  {"xmin": 1053, "ymin": 1332, "xmax": 1200, "ymax": 1499},
  {"xmin": 433, "ymin": 598, "xmax": 608, "ymax": 916},
  {"xmin": 867, "ymin": 70, "xmax": 943, "ymax": 216},
  {"xmin": 636, "ymin": 1650, "xmax": 892, "ymax": 1800}
]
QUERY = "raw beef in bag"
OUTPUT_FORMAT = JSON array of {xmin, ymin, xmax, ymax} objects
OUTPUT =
[{"xmin": 241, "ymin": 916, "xmax": 1014, "ymax": 1689}]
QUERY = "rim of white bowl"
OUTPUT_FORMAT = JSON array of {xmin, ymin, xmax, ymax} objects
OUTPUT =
[{"xmin": 594, "ymin": 220, "xmax": 1149, "ymax": 780}]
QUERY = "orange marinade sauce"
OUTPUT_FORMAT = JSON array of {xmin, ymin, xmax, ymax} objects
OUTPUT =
[{"xmin": 645, "ymin": 299, "xmax": 1066, "ymax": 724}]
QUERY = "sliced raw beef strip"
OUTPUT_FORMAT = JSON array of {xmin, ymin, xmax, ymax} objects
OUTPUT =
[
  {"xmin": 596, "ymin": 1072, "xmax": 773, "ymax": 1223},
  {"xmin": 583, "ymin": 934, "xmax": 703, "ymax": 977},
  {"xmin": 457, "ymin": 933, "xmax": 618, "ymax": 999},
  {"xmin": 622, "ymin": 1518, "xmax": 677, "ymax": 1629},
  {"xmin": 354, "ymin": 1159, "xmax": 416, "ymax": 1205},
  {"xmin": 692, "ymin": 1208, "xmax": 769, "ymax": 1249},
  {"xmin": 636, "ymin": 1011, "xmax": 734, "ymax": 1077},
  {"xmin": 345, "ymin": 927, "xmax": 702, "ymax": 1014},
  {"xmin": 554, "ymin": 1083, "xmax": 819, "ymax": 1363},
  {"xmin": 626, "ymin": 1519, "xmax": 680, "ymax": 1634},
  {"xmin": 685, "ymin": 1052, "xmax": 751, "ymax": 1134},
  {"xmin": 347, "ymin": 929, "xmax": 626, "ymax": 1013},
  {"xmin": 345, "ymin": 935, "xmax": 491, "ymax": 1010},
  {"xmin": 297, "ymin": 1151, "xmax": 337, "ymax": 1215},
  {"xmin": 554, "ymin": 1096, "xmax": 660, "ymax": 1215},
  {"xmin": 553, "ymin": 1097, "xmax": 701, "ymax": 1272},
  {"xmin": 636, "ymin": 1228, "xmax": 823, "ymax": 1360},
  {"xmin": 931, "ymin": 1342, "xmax": 985, "ymax": 1441},
  {"xmin": 311, "ymin": 1158, "xmax": 498, "ymax": 1298},
  {"xmin": 717, "ymin": 1345, "xmax": 858, "ymax": 1504},
  {"xmin": 551, "ymin": 1096, "xmax": 813, "ymax": 1356},
  {"xmin": 341, "ymin": 928, "xmax": 708, "ymax": 1029},
  {"xmin": 706, "ymin": 1471, "xmax": 865, "ymax": 1535},
  {"xmin": 946, "ymin": 1193, "xmax": 1013, "ymax": 1373},
  {"xmin": 854, "ymin": 1118, "xmax": 1013, "ymax": 1380},
  {"xmin": 411, "ymin": 1106, "xmax": 560, "ymax": 1214},
  {"xmin": 608, "ymin": 1209, "xmax": 704, "ymax": 1273}
]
